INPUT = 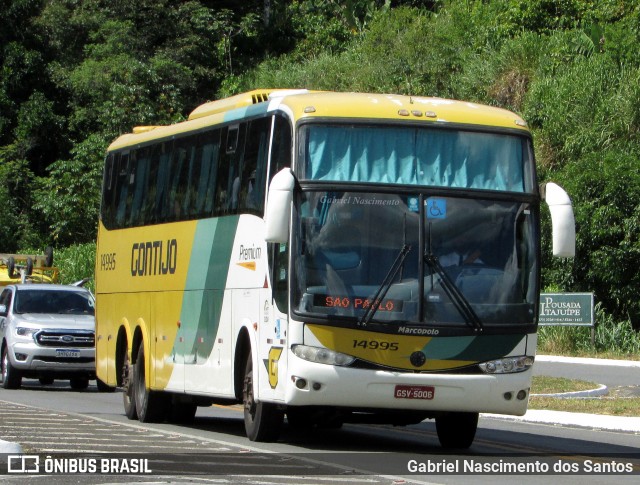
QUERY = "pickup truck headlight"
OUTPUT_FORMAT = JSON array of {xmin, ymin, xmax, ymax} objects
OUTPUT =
[{"xmin": 15, "ymin": 327, "xmax": 38, "ymax": 338}]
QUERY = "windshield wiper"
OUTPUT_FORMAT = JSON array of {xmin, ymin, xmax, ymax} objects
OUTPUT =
[
  {"xmin": 358, "ymin": 245, "xmax": 411, "ymax": 327},
  {"xmin": 424, "ymin": 253, "xmax": 483, "ymax": 331}
]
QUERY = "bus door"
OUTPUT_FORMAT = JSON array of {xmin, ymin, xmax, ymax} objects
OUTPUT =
[{"xmin": 257, "ymin": 287, "xmax": 287, "ymax": 402}]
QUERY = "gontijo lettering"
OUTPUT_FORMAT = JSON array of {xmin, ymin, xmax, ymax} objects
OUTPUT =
[{"xmin": 131, "ymin": 239, "xmax": 177, "ymax": 276}]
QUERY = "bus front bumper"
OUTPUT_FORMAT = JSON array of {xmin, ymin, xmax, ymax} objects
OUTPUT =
[{"xmin": 284, "ymin": 355, "xmax": 531, "ymax": 416}]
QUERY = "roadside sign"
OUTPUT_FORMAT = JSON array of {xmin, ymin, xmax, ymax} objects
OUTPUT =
[{"xmin": 538, "ymin": 292, "xmax": 594, "ymax": 326}]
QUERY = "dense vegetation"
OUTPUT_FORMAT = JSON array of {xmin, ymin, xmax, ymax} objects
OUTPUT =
[{"xmin": 2, "ymin": 1, "xmax": 640, "ymax": 344}]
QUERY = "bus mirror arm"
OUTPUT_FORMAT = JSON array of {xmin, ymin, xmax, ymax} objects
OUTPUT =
[
  {"xmin": 265, "ymin": 168, "xmax": 295, "ymax": 243},
  {"xmin": 541, "ymin": 182, "xmax": 576, "ymax": 258}
]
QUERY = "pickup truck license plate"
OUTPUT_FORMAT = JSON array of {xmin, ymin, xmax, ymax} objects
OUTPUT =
[
  {"xmin": 394, "ymin": 385, "xmax": 435, "ymax": 400},
  {"xmin": 56, "ymin": 349, "xmax": 80, "ymax": 358}
]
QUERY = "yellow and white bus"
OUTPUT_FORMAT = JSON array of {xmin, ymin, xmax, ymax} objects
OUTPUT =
[{"xmin": 95, "ymin": 89, "xmax": 575, "ymax": 447}]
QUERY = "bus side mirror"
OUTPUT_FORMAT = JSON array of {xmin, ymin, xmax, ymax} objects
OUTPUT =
[
  {"xmin": 265, "ymin": 168, "xmax": 295, "ymax": 243},
  {"xmin": 542, "ymin": 182, "xmax": 576, "ymax": 258}
]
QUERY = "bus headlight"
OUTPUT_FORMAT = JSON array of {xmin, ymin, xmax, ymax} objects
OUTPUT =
[
  {"xmin": 479, "ymin": 356, "xmax": 534, "ymax": 374},
  {"xmin": 292, "ymin": 345, "xmax": 355, "ymax": 366}
]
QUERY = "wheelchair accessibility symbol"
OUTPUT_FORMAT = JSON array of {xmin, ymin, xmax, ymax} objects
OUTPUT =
[{"xmin": 426, "ymin": 198, "xmax": 447, "ymax": 219}]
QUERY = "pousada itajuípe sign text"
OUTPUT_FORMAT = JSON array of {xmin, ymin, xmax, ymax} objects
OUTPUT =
[{"xmin": 538, "ymin": 292, "xmax": 594, "ymax": 327}]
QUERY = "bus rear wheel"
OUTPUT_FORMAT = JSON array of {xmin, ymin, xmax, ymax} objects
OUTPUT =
[
  {"xmin": 122, "ymin": 349, "xmax": 137, "ymax": 419},
  {"xmin": 133, "ymin": 342, "xmax": 168, "ymax": 423},
  {"xmin": 242, "ymin": 353, "xmax": 283, "ymax": 442},
  {"xmin": 435, "ymin": 412, "xmax": 478, "ymax": 449}
]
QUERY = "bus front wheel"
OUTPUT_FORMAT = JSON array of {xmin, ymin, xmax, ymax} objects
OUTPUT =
[
  {"xmin": 435, "ymin": 412, "xmax": 478, "ymax": 449},
  {"xmin": 242, "ymin": 353, "xmax": 283, "ymax": 442}
]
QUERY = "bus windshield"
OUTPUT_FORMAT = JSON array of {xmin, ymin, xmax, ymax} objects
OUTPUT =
[
  {"xmin": 292, "ymin": 191, "xmax": 538, "ymax": 326},
  {"xmin": 300, "ymin": 124, "xmax": 532, "ymax": 193}
]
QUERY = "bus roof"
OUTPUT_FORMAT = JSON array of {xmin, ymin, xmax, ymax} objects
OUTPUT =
[{"xmin": 107, "ymin": 89, "xmax": 530, "ymax": 152}]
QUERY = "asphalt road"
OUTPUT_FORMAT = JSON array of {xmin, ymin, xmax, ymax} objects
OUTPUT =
[
  {"xmin": 533, "ymin": 355, "xmax": 640, "ymax": 389},
  {"xmin": 1, "ymin": 356, "xmax": 639, "ymax": 484}
]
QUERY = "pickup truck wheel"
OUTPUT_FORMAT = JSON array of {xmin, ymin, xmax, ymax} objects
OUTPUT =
[{"xmin": 1, "ymin": 346, "xmax": 22, "ymax": 389}]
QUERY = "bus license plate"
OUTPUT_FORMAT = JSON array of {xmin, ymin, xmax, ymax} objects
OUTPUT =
[
  {"xmin": 56, "ymin": 349, "xmax": 80, "ymax": 358},
  {"xmin": 394, "ymin": 385, "xmax": 435, "ymax": 400}
]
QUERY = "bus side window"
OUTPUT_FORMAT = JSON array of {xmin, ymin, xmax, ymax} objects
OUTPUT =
[
  {"xmin": 269, "ymin": 114, "xmax": 292, "ymax": 183},
  {"xmin": 154, "ymin": 141, "xmax": 173, "ymax": 223},
  {"xmin": 129, "ymin": 147, "xmax": 151, "ymax": 227},
  {"xmin": 217, "ymin": 123, "xmax": 246, "ymax": 215},
  {"xmin": 114, "ymin": 152, "xmax": 130, "ymax": 228},
  {"xmin": 195, "ymin": 129, "xmax": 221, "ymax": 217},
  {"xmin": 101, "ymin": 153, "xmax": 117, "ymax": 228},
  {"xmin": 177, "ymin": 135, "xmax": 199, "ymax": 219},
  {"xmin": 241, "ymin": 117, "xmax": 270, "ymax": 215}
]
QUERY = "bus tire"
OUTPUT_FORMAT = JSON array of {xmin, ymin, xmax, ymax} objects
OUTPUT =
[
  {"xmin": 242, "ymin": 353, "xmax": 283, "ymax": 442},
  {"xmin": 122, "ymin": 349, "xmax": 137, "ymax": 419},
  {"xmin": 2, "ymin": 346, "xmax": 22, "ymax": 390},
  {"xmin": 7, "ymin": 257, "xmax": 16, "ymax": 279},
  {"xmin": 435, "ymin": 412, "xmax": 478, "ymax": 449},
  {"xmin": 286, "ymin": 407, "xmax": 313, "ymax": 430},
  {"xmin": 168, "ymin": 401, "xmax": 197, "ymax": 424},
  {"xmin": 26, "ymin": 257, "xmax": 33, "ymax": 276},
  {"xmin": 70, "ymin": 377, "xmax": 89, "ymax": 390},
  {"xmin": 133, "ymin": 342, "xmax": 168, "ymax": 423},
  {"xmin": 44, "ymin": 246, "xmax": 54, "ymax": 267},
  {"xmin": 96, "ymin": 378, "xmax": 116, "ymax": 392}
]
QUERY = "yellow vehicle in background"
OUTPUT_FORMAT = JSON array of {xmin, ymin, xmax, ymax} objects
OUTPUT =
[{"xmin": 0, "ymin": 248, "xmax": 59, "ymax": 286}]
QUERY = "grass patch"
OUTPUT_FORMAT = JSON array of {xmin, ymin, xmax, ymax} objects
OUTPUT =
[
  {"xmin": 536, "ymin": 303, "xmax": 640, "ymax": 359},
  {"xmin": 528, "ymin": 396, "xmax": 640, "ymax": 417},
  {"xmin": 531, "ymin": 376, "xmax": 599, "ymax": 394},
  {"xmin": 529, "ymin": 376, "xmax": 640, "ymax": 417}
]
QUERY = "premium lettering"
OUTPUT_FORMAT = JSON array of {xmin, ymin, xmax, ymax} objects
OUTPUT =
[
  {"xmin": 239, "ymin": 244, "xmax": 261, "ymax": 261},
  {"xmin": 131, "ymin": 239, "xmax": 177, "ymax": 276}
]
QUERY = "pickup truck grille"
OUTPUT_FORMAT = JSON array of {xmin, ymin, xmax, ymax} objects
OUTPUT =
[{"xmin": 35, "ymin": 330, "xmax": 95, "ymax": 348}]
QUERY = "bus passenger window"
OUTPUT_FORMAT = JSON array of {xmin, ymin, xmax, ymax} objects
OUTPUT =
[
  {"xmin": 114, "ymin": 153, "xmax": 130, "ymax": 228},
  {"xmin": 241, "ymin": 117, "xmax": 270, "ymax": 215},
  {"xmin": 217, "ymin": 124, "xmax": 246, "ymax": 215},
  {"xmin": 269, "ymin": 115, "xmax": 292, "ymax": 182},
  {"xmin": 101, "ymin": 153, "xmax": 117, "ymax": 227}
]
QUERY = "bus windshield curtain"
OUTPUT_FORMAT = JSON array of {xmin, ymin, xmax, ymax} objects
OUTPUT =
[{"xmin": 306, "ymin": 126, "xmax": 525, "ymax": 192}]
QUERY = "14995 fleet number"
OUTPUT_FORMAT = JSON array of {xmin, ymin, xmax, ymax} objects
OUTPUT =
[{"xmin": 352, "ymin": 339, "xmax": 399, "ymax": 351}]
